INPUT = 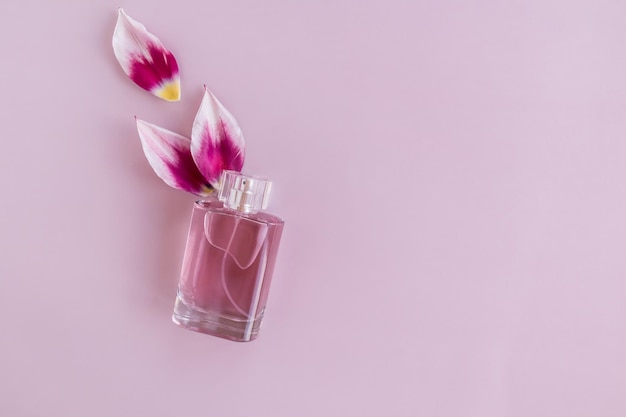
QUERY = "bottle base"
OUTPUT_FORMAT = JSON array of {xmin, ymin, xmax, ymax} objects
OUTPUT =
[{"xmin": 172, "ymin": 295, "xmax": 263, "ymax": 342}]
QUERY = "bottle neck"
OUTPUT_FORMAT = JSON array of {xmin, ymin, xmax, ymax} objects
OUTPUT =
[{"xmin": 223, "ymin": 197, "xmax": 261, "ymax": 214}]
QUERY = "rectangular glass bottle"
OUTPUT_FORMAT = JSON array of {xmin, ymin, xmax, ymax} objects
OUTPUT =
[{"xmin": 172, "ymin": 172, "xmax": 284, "ymax": 341}]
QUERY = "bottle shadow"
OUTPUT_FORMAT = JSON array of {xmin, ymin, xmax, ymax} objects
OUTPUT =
[
  {"xmin": 151, "ymin": 199, "xmax": 191, "ymax": 312},
  {"xmin": 114, "ymin": 121, "xmax": 193, "ymax": 314}
]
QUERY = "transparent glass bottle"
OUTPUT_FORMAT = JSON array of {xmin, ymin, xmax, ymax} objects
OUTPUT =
[{"xmin": 172, "ymin": 171, "xmax": 285, "ymax": 342}]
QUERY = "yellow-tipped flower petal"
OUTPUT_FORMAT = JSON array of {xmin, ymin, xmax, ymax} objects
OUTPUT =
[
  {"xmin": 154, "ymin": 80, "xmax": 181, "ymax": 101},
  {"xmin": 112, "ymin": 9, "xmax": 181, "ymax": 101}
]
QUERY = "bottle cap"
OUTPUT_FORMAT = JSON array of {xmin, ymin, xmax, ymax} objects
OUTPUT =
[{"xmin": 218, "ymin": 170, "xmax": 272, "ymax": 214}]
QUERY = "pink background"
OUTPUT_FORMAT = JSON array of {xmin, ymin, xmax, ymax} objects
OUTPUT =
[{"xmin": 2, "ymin": 0, "xmax": 626, "ymax": 415}]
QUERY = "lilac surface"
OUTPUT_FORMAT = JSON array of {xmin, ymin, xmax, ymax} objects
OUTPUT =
[{"xmin": 1, "ymin": 1, "xmax": 626, "ymax": 416}]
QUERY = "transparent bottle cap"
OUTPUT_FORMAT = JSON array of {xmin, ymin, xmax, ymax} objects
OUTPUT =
[{"xmin": 218, "ymin": 170, "xmax": 272, "ymax": 214}]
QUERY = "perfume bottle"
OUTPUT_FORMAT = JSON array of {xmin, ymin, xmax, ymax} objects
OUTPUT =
[{"xmin": 172, "ymin": 170, "xmax": 285, "ymax": 341}]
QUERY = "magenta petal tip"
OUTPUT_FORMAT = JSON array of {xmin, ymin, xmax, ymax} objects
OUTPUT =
[{"xmin": 136, "ymin": 119, "xmax": 212, "ymax": 196}]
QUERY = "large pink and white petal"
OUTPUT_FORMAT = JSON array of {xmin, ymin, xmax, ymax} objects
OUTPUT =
[
  {"xmin": 191, "ymin": 86, "xmax": 245, "ymax": 189},
  {"xmin": 112, "ymin": 9, "xmax": 181, "ymax": 101},
  {"xmin": 136, "ymin": 118, "xmax": 212, "ymax": 196}
]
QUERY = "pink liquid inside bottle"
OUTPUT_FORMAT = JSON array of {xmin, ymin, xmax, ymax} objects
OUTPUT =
[{"xmin": 172, "ymin": 171, "xmax": 284, "ymax": 341}]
